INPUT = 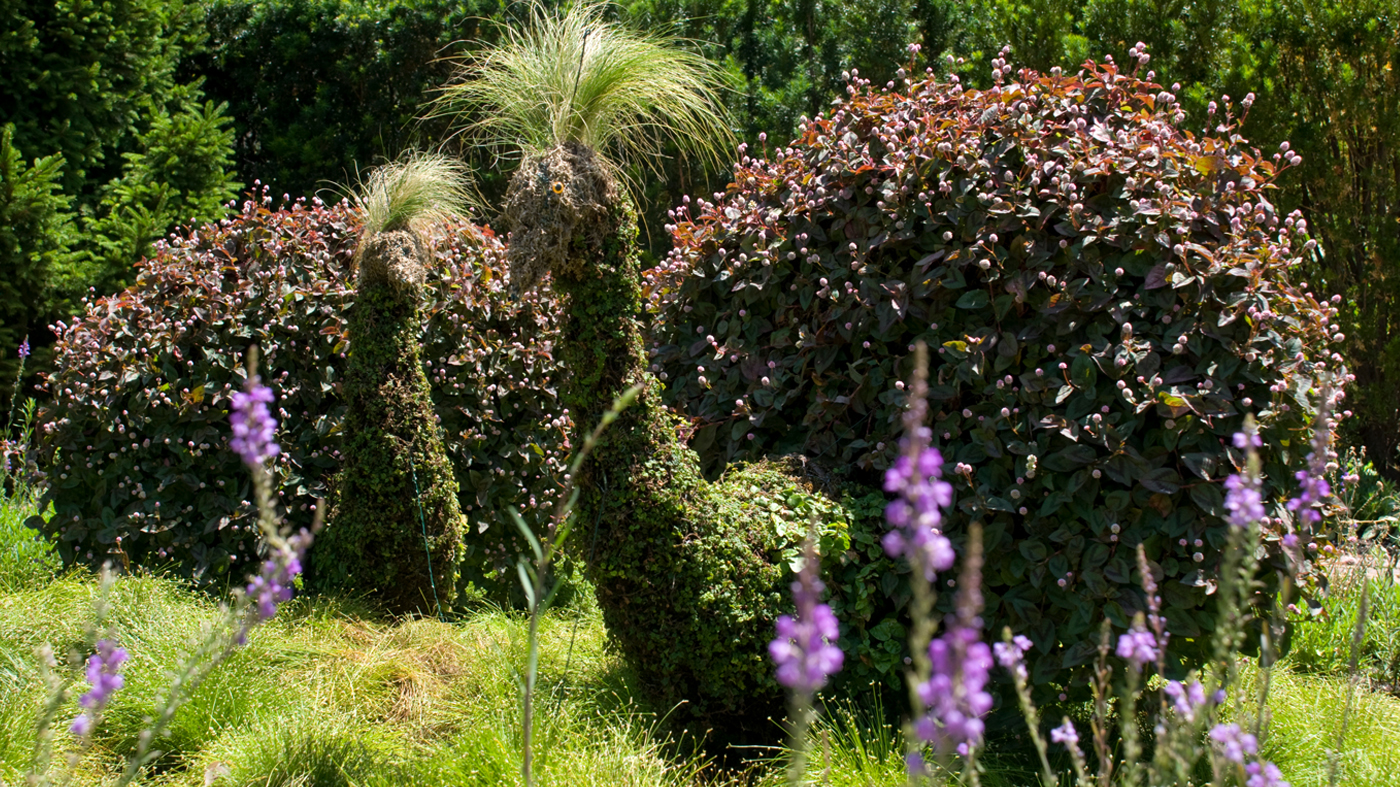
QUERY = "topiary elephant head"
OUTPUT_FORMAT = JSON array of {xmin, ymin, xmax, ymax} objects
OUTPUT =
[{"xmin": 502, "ymin": 142, "xmax": 620, "ymax": 292}]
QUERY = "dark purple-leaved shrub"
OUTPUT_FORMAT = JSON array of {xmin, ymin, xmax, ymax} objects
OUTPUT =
[
  {"xmin": 33, "ymin": 190, "xmax": 569, "ymax": 594},
  {"xmin": 648, "ymin": 52, "xmax": 1348, "ymax": 686}
]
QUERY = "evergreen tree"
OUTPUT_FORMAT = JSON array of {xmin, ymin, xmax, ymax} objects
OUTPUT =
[{"xmin": 0, "ymin": 0, "xmax": 238, "ymax": 373}]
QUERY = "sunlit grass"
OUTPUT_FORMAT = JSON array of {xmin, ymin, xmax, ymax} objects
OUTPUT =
[
  {"xmin": 1238, "ymin": 661, "xmax": 1400, "ymax": 787},
  {"xmin": 0, "ymin": 538, "xmax": 718, "ymax": 785},
  {"xmin": 6, "ymin": 490, "xmax": 1400, "ymax": 785},
  {"xmin": 1286, "ymin": 550, "xmax": 1400, "ymax": 687}
]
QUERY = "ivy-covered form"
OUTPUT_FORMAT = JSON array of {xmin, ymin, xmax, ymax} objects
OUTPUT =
[
  {"xmin": 505, "ymin": 144, "xmax": 876, "ymax": 730},
  {"xmin": 309, "ymin": 227, "xmax": 465, "ymax": 613},
  {"xmin": 33, "ymin": 192, "xmax": 568, "ymax": 597},
  {"xmin": 650, "ymin": 56, "xmax": 1348, "ymax": 688}
]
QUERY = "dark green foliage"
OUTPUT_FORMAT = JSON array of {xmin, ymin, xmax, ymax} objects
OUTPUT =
[
  {"xmin": 0, "ymin": 126, "xmax": 73, "ymax": 405},
  {"xmin": 622, "ymin": 0, "xmax": 930, "ymax": 261},
  {"xmin": 623, "ymin": 1, "xmax": 1399, "ymax": 480},
  {"xmin": 311, "ymin": 230, "xmax": 465, "ymax": 613},
  {"xmin": 0, "ymin": 0, "xmax": 239, "ymax": 380},
  {"xmin": 1243, "ymin": 0, "xmax": 1399, "ymax": 481},
  {"xmin": 650, "ymin": 60, "xmax": 1342, "ymax": 692},
  {"xmin": 0, "ymin": 0, "xmax": 201, "ymax": 196},
  {"xmin": 70, "ymin": 86, "xmax": 239, "ymax": 302},
  {"xmin": 32, "ymin": 195, "xmax": 567, "ymax": 595},
  {"xmin": 195, "ymin": 0, "xmax": 501, "ymax": 201}
]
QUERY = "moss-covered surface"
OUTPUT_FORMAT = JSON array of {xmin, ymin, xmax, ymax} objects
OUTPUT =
[
  {"xmin": 310, "ymin": 230, "xmax": 464, "ymax": 614},
  {"xmin": 525, "ymin": 146, "xmax": 874, "ymax": 733}
]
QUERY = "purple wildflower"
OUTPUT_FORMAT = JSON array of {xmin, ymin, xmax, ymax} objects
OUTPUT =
[
  {"xmin": 1287, "ymin": 385, "xmax": 1338, "ymax": 524},
  {"xmin": 230, "ymin": 377, "xmax": 279, "ymax": 467},
  {"xmin": 1233, "ymin": 431, "xmax": 1262, "ymax": 451},
  {"xmin": 993, "ymin": 634, "xmax": 1033, "ymax": 669},
  {"xmin": 17, "ymin": 337, "xmax": 29, "ymax": 359},
  {"xmin": 1164, "ymin": 679, "xmax": 1208, "ymax": 721},
  {"xmin": 1225, "ymin": 473, "xmax": 1265, "ymax": 529},
  {"xmin": 1245, "ymin": 761, "xmax": 1289, "ymax": 787},
  {"xmin": 1209, "ymin": 723, "xmax": 1259, "ymax": 764},
  {"xmin": 244, "ymin": 529, "xmax": 313, "ymax": 623},
  {"xmin": 883, "ymin": 444, "xmax": 956, "ymax": 579},
  {"xmin": 1287, "ymin": 468, "xmax": 1330, "ymax": 524},
  {"xmin": 69, "ymin": 639, "xmax": 128, "ymax": 736},
  {"xmin": 913, "ymin": 625, "xmax": 994, "ymax": 753},
  {"xmin": 1116, "ymin": 627, "xmax": 1158, "ymax": 667},
  {"xmin": 1050, "ymin": 719, "xmax": 1079, "ymax": 747},
  {"xmin": 769, "ymin": 543, "xmax": 843, "ymax": 695}
]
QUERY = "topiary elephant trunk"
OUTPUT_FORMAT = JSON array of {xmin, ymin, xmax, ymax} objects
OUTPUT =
[
  {"xmin": 310, "ymin": 228, "xmax": 464, "ymax": 614},
  {"xmin": 507, "ymin": 144, "xmax": 852, "ymax": 729}
]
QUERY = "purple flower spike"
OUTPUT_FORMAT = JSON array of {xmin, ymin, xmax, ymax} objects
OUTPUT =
[
  {"xmin": 1287, "ymin": 468, "xmax": 1330, "ymax": 524},
  {"xmin": 769, "ymin": 545, "xmax": 843, "ymax": 695},
  {"xmin": 230, "ymin": 376, "xmax": 280, "ymax": 467},
  {"xmin": 1164, "ymin": 679, "xmax": 1208, "ymax": 721},
  {"xmin": 1115, "ymin": 627, "xmax": 1158, "ymax": 667},
  {"xmin": 245, "ymin": 529, "xmax": 313, "ymax": 622},
  {"xmin": 70, "ymin": 639, "xmax": 128, "ymax": 736},
  {"xmin": 1050, "ymin": 719, "xmax": 1079, "ymax": 747},
  {"xmin": 1245, "ymin": 761, "xmax": 1289, "ymax": 787},
  {"xmin": 993, "ymin": 634, "xmax": 1032, "ymax": 669},
  {"xmin": 1209, "ymin": 723, "xmax": 1259, "ymax": 764},
  {"xmin": 1288, "ymin": 385, "xmax": 1339, "ymax": 524},
  {"xmin": 17, "ymin": 337, "xmax": 29, "ymax": 359},
  {"xmin": 1225, "ymin": 472, "xmax": 1265, "ymax": 529},
  {"xmin": 914, "ymin": 626, "xmax": 994, "ymax": 753},
  {"xmin": 883, "ymin": 443, "xmax": 956, "ymax": 579}
]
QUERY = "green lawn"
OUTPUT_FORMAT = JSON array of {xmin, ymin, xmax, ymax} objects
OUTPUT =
[{"xmin": 5, "ymin": 487, "xmax": 1400, "ymax": 786}]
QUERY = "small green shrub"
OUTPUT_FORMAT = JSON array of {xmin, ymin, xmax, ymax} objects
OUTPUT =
[
  {"xmin": 1287, "ymin": 553, "xmax": 1400, "ymax": 687},
  {"xmin": 33, "ymin": 191, "xmax": 568, "ymax": 597},
  {"xmin": 650, "ymin": 55, "xmax": 1345, "ymax": 691}
]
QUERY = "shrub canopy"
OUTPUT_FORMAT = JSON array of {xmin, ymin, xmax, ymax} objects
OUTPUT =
[
  {"xmin": 34, "ymin": 192, "xmax": 567, "ymax": 594},
  {"xmin": 649, "ymin": 55, "xmax": 1346, "ymax": 686}
]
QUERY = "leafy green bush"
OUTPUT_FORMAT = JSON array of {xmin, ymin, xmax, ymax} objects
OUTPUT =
[
  {"xmin": 1287, "ymin": 555, "xmax": 1400, "ymax": 688},
  {"xmin": 650, "ymin": 55, "xmax": 1345, "ymax": 688},
  {"xmin": 960, "ymin": 0, "xmax": 1400, "ymax": 481},
  {"xmin": 32, "ymin": 192, "xmax": 567, "ymax": 595}
]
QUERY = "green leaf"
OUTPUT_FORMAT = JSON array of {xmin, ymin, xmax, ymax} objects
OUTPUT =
[
  {"xmin": 1019, "ymin": 540, "xmax": 1048, "ymax": 562},
  {"xmin": 1139, "ymin": 468, "xmax": 1182, "ymax": 495},
  {"xmin": 956, "ymin": 290, "xmax": 989, "ymax": 309}
]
